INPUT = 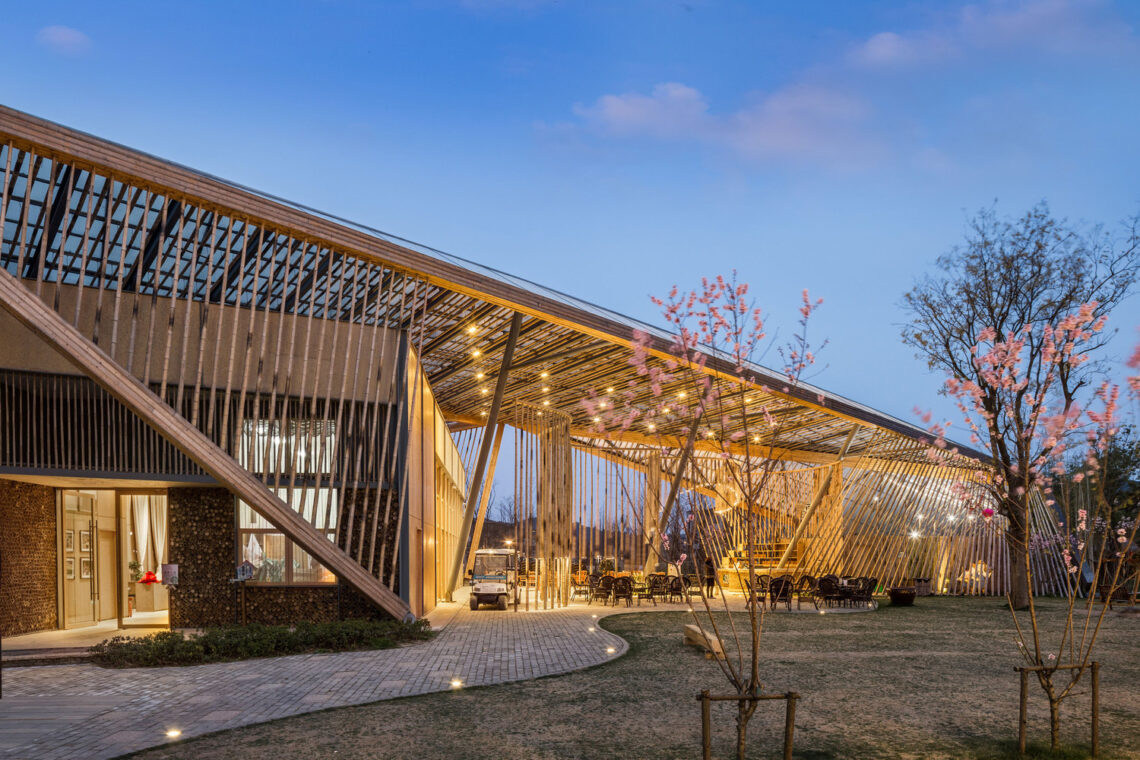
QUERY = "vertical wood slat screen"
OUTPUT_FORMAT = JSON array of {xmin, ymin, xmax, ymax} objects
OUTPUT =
[
  {"xmin": 0, "ymin": 140, "xmax": 435, "ymax": 592},
  {"xmin": 557, "ymin": 432, "xmax": 1068, "ymax": 596}
]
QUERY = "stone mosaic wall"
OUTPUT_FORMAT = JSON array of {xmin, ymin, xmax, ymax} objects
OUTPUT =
[
  {"xmin": 168, "ymin": 487, "xmax": 238, "ymax": 628},
  {"xmin": 168, "ymin": 486, "xmax": 396, "ymax": 627},
  {"xmin": 0, "ymin": 480, "xmax": 58, "ymax": 636}
]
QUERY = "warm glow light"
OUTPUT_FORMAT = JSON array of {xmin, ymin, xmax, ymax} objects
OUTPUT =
[
  {"xmin": 476, "ymin": 372, "xmax": 485, "ymax": 379},
  {"xmin": 481, "ymin": 388, "xmax": 489, "ymax": 395},
  {"xmin": 910, "ymin": 530, "xmax": 920, "ymax": 539},
  {"xmin": 593, "ymin": 416, "xmax": 601, "ymax": 422},
  {"xmin": 505, "ymin": 539, "xmax": 513, "ymax": 545},
  {"xmin": 542, "ymin": 386, "xmax": 550, "ymax": 392},
  {"xmin": 648, "ymin": 424, "xmax": 656, "ymax": 432},
  {"xmin": 591, "ymin": 614, "xmax": 597, "ymax": 618},
  {"xmin": 588, "ymin": 626, "xmax": 595, "ymax": 632},
  {"xmin": 471, "ymin": 350, "xmax": 481, "ymax": 358},
  {"xmin": 677, "ymin": 391, "xmax": 687, "ymax": 399},
  {"xmin": 540, "ymin": 371, "xmax": 549, "ymax": 378},
  {"xmin": 466, "ymin": 325, "xmax": 478, "ymax": 335},
  {"xmin": 598, "ymin": 401, "xmax": 606, "ymax": 408},
  {"xmin": 705, "ymin": 431, "xmax": 714, "ymax": 438},
  {"xmin": 165, "ymin": 729, "xmax": 182, "ymax": 738},
  {"xmin": 662, "ymin": 407, "xmax": 670, "ymax": 414},
  {"xmin": 542, "ymin": 400, "xmax": 550, "ymax": 406},
  {"xmin": 916, "ymin": 514, "xmax": 924, "ymax": 520},
  {"xmin": 450, "ymin": 678, "xmax": 463, "ymax": 689},
  {"xmin": 480, "ymin": 411, "xmax": 487, "ymax": 416},
  {"xmin": 607, "ymin": 386, "xmax": 614, "ymax": 393},
  {"xmin": 752, "ymin": 435, "xmax": 759, "ymax": 443},
  {"xmin": 606, "ymin": 646, "xmax": 616, "ymax": 654},
  {"xmin": 947, "ymin": 515, "xmax": 957, "ymax": 522}
]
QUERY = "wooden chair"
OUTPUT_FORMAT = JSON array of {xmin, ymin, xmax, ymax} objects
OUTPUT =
[
  {"xmin": 744, "ymin": 575, "xmax": 769, "ymax": 610},
  {"xmin": 665, "ymin": 576, "xmax": 684, "ymax": 606},
  {"xmin": 612, "ymin": 576, "xmax": 634, "ymax": 607},
  {"xmin": 590, "ymin": 575, "xmax": 613, "ymax": 605},
  {"xmin": 815, "ymin": 574, "xmax": 842, "ymax": 609},
  {"xmin": 769, "ymin": 575, "xmax": 794, "ymax": 611},
  {"xmin": 648, "ymin": 573, "xmax": 669, "ymax": 604},
  {"xmin": 850, "ymin": 576, "xmax": 876, "ymax": 608}
]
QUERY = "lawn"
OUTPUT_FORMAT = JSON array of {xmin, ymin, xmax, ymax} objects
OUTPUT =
[{"xmin": 125, "ymin": 597, "xmax": 1139, "ymax": 759}]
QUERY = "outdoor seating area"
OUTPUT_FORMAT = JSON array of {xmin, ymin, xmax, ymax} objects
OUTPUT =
[
  {"xmin": 586, "ymin": 572, "xmax": 693, "ymax": 607},
  {"xmin": 574, "ymin": 569, "xmax": 880, "ymax": 611}
]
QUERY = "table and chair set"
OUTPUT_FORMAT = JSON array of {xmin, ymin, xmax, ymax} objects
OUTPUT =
[
  {"xmin": 574, "ymin": 572, "xmax": 694, "ymax": 607},
  {"xmin": 740, "ymin": 573, "xmax": 878, "ymax": 611},
  {"xmin": 569, "ymin": 571, "xmax": 879, "ymax": 610}
]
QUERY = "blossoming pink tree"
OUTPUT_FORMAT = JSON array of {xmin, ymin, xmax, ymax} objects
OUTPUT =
[
  {"xmin": 583, "ymin": 273, "xmax": 824, "ymax": 759},
  {"xmin": 930, "ymin": 305, "xmax": 1140, "ymax": 750}
]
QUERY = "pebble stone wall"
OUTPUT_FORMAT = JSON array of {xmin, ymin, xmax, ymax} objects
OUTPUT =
[
  {"xmin": 0, "ymin": 479, "xmax": 58, "ymax": 636},
  {"xmin": 167, "ymin": 486, "xmax": 392, "ymax": 628}
]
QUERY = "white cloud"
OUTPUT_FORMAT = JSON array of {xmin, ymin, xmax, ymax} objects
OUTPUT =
[
  {"xmin": 568, "ymin": 1, "xmax": 1138, "ymax": 170},
  {"xmin": 848, "ymin": 0, "xmax": 1137, "ymax": 69},
  {"xmin": 36, "ymin": 26, "xmax": 91, "ymax": 56},
  {"xmin": 849, "ymin": 30, "xmax": 957, "ymax": 68},
  {"xmin": 573, "ymin": 83, "xmax": 712, "ymax": 140},
  {"xmin": 573, "ymin": 82, "xmax": 878, "ymax": 168}
]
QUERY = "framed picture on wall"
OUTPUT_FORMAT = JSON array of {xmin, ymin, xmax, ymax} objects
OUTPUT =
[
  {"xmin": 65, "ymin": 530, "xmax": 75, "ymax": 552},
  {"xmin": 80, "ymin": 558, "xmax": 92, "ymax": 579},
  {"xmin": 65, "ymin": 558, "xmax": 75, "ymax": 579},
  {"xmin": 80, "ymin": 530, "xmax": 91, "ymax": 552}
]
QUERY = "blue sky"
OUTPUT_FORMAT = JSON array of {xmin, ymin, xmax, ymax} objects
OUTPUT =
[{"xmin": 3, "ymin": 0, "xmax": 1140, "ymax": 434}]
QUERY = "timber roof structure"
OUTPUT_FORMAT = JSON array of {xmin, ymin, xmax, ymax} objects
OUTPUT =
[{"xmin": 0, "ymin": 104, "xmax": 987, "ymax": 469}]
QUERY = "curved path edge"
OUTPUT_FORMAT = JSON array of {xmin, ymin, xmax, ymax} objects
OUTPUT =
[{"xmin": 0, "ymin": 591, "xmax": 655, "ymax": 760}]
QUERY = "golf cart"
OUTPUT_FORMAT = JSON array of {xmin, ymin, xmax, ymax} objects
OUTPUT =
[{"xmin": 470, "ymin": 547, "xmax": 517, "ymax": 610}]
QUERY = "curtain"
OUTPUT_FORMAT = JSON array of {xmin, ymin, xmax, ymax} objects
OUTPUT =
[
  {"xmin": 132, "ymin": 495, "xmax": 151, "ymax": 571},
  {"xmin": 149, "ymin": 496, "xmax": 168, "ymax": 577}
]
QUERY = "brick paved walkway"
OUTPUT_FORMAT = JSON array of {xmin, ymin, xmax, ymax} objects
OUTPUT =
[{"xmin": 0, "ymin": 592, "xmax": 706, "ymax": 760}]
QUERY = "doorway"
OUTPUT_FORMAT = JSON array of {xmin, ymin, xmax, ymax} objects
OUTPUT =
[{"xmin": 60, "ymin": 490, "xmax": 97, "ymax": 628}]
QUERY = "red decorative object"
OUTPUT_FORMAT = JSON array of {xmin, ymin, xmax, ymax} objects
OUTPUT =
[{"xmin": 138, "ymin": 570, "xmax": 159, "ymax": 585}]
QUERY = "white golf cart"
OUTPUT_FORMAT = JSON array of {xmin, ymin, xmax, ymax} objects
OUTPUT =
[{"xmin": 469, "ymin": 547, "xmax": 517, "ymax": 610}]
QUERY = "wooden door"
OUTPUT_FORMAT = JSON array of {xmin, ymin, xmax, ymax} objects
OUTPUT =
[
  {"xmin": 98, "ymin": 528, "xmax": 117, "ymax": 620},
  {"xmin": 62, "ymin": 491, "xmax": 96, "ymax": 627}
]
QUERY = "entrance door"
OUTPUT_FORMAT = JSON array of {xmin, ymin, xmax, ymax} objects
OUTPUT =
[
  {"xmin": 61, "ymin": 491, "xmax": 97, "ymax": 628},
  {"xmin": 98, "ymin": 528, "xmax": 117, "ymax": 620}
]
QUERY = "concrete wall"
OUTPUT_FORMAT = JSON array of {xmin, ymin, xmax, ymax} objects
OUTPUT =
[{"xmin": 0, "ymin": 479, "xmax": 58, "ymax": 636}]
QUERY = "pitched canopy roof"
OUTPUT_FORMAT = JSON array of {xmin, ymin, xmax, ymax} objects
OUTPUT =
[{"xmin": 0, "ymin": 104, "xmax": 987, "ymax": 467}]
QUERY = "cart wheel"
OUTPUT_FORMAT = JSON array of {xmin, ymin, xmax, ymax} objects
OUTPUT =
[
  {"xmin": 470, "ymin": 596, "xmax": 479, "ymax": 611},
  {"xmin": 497, "ymin": 595, "xmax": 508, "ymax": 610}
]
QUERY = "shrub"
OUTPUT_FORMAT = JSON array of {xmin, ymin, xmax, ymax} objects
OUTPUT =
[{"xmin": 90, "ymin": 618, "xmax": 433, "ymax": 668}]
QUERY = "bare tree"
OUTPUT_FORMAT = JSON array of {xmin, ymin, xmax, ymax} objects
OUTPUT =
[{"xmin": 902, "ymin": 203, "xmax": 1140, "ymax": 608}]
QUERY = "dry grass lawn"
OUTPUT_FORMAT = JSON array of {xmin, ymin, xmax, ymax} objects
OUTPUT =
[{"xmin": 126, "ymin": 597, "xmax": 1139, "ymax": 759}]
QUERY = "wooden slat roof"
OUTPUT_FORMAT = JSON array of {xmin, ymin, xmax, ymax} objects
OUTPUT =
[{"xmin": 0, "ymin": 104, "xmax": 988, "ymax": 466}]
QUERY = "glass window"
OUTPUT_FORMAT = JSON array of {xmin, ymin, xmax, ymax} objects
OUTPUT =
[
  {"xmin": 237, "ymin": 419, "xmax": 336, "ymax": 476},
  {"xmin": 238, "ymin": 488, "xmax": 337, "ymax": 585}
]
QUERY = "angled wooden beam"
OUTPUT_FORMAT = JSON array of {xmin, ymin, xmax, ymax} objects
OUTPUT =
[
  {"xmin": 464, "ymin": 422, "xmax": 506, "ymax": 577},
  {"xmin": 0, "ymin": 268, "xmax": 412, "ymax": 620},
  {"xmin": 444, "ymin": 311, "xmax": 523, "ymax": 601}
]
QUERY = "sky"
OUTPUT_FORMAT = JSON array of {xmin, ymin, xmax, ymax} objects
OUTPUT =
[{"xmin": 3, "ymin": 0, "xmax": 1140, "ymax": 438}]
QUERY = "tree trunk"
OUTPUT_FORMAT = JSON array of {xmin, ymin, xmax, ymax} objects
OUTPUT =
[
  {"xmin": 736, "ymin": 700, "xmax": 757, "ymax": 760},
  {"xmin": 1006, "ymin": 499, "xmax": 1031, "ymax": 609},
  {"xmin": 1049, "ymin": 697, "xmax": 1061, "ymax": 750}
]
